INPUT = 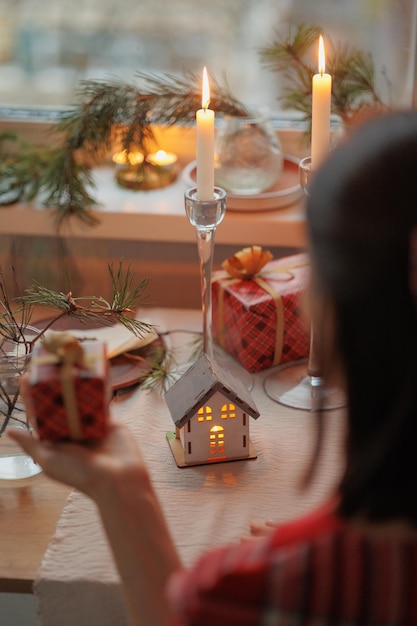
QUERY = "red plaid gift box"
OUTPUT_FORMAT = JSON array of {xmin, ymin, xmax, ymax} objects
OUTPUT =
[
  {"xmin": 212, "ymin": 252, "xmax": 310, "ymax": 373},
  {"xmin": 29, "ymin": 339, "xmax": 110, "ymax": 442}
]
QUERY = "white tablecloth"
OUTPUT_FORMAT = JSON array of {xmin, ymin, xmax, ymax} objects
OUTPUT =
[{"xmin": 34, "ymin": 308, "xmax": 345, "ymax": 626}]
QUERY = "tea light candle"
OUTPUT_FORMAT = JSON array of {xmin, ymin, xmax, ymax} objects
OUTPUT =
[
  {"xmin": 112, "ymin": 150, "xmax": 144, "ymax": 167},
  {"xmin": 147, "ymin": 150, "xmax": 178, "ymax": 167},
  {"xmin": 196, "ymin": 67, "xmax": 215, "ymax": 201},
  {"xmin": 311, "ymin": 35, "xmax": 332, "ymax": 170}
]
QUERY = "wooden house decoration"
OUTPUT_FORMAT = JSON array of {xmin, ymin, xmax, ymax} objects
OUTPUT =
[{"xmin": 165, "ymin": 353, "xmax": 260, "ymax": 467}]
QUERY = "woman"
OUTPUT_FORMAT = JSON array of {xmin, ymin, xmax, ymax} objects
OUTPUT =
[{"xmin": 11, "ymin": 109, "xmax": 417, "ymax": 625}]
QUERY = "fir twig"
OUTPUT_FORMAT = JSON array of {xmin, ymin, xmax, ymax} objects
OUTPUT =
[
  {"xmin": 41, "ymin": 147, "xmax": 100, "ymax": 228},
  {"xmin": 0, "ymin": 71, "xmax": 248, "ymax": 228},
  {"xmin": 260, "ymin": 23, "xmax": 388, "ymax": 127},
  {"xmin": 0, "ymin": 134, "xmax": 54, "ymax": 206},
  {"xmin": 0, "ymin": 266, "xmax": 33, "ymax": 340},
  {"xmin": 0, "ymin": 262, "xmax": 154, "ymax": 432},
  {"xmin": 20, "ymin": 262, "xmax": 153, "ymax": 340},
  {"xmin": 44, "ymin": 72, "xmax": 248, "ymax": 228},
  {"xmin": 140, "ymin": 329, "xmax": 203, "ymax": 395},
  {"xmin": 139, "ymin": 345, "xmax": 180, "ymax": 394}
]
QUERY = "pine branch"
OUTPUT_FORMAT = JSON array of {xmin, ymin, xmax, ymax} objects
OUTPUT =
[
  {"xmin": 0, "ymin": 71, "xmax": 248, "ymax": 228},
  {"xmin": 19, "ymin": 262, "xmax": 153, "ymax": 340},
  {"xmin": 40, "ymin": 72, "xmax": 248, "ymax": 227},
  {"xmin": 0, "ymin": 266, "xmax": 34, "ymax": 341},
  {"xmin": 0, "ymin": 40, "xmax": 390, "ymax": 225},
  {"xmin": 139, "ymin": 329, "xmax": 203, "ymax": 395},
  {"xmin": 41, "ymin": 148, "xmax": 100, "ymax": 228},
  {"xmin": 0, "ymin": 262, "xmax": 153, "ymax": 432},
  {"xmin": 260, "ymin": 23, "xmax": 388, "ymax": 127},
  {"xmin": 139, "ymin": 345, "xmax": 180, "ymax": 394},
  {"xmin": 0, "ymin": 134, "xmax": 54, "ymax": 206}
]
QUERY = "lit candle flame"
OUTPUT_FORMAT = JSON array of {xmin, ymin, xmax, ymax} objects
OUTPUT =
[
  {"xmin": 155, "ymin": 150, "xmax": 167, "ymax": 160},
  {"xmin": 318, "ymin": 35, "xmax": 326, "ymax": 75},
  {"xmin": 202, "ymin": 66, "xmax": 210, "ymax": 111},
  {"xmin": 147, "ymin": 149, "xmax": 178, "ymax": 166}
]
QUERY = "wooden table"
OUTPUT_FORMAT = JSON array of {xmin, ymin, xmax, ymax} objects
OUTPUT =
[
  {"xmin": 0, "ymin": 307, "xmax": 345, "ymax": 620},
  {"xmin": 0, "ymin": 308, "xmax": 73, "ymax": 593},
  {"xmin": 0, "ymin": 462, "xmax": 70, "ymax": 593}
]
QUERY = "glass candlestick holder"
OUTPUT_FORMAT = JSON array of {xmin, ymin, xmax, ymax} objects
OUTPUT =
[
  {"xmin": 185, "ymin": 187, "xmax": 227, "ymax": 358},
  {"xmin": 263, "ymin": 156, "xmax": 346, "ymax": 411},
  {"xmin": 184, "ymin": 187, "xmax": 253, "ymax": 390}
]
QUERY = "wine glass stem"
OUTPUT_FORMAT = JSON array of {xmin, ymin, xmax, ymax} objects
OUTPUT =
[
  {"xmin": 308, "ymin": 325, "xmax": 323, "ymax": 411},
  {"xmin": 307, "ymin": 325, "xmax": 321, "ymax": 378},
  {"xmin": 196, "ymin": 228, "xmax": 215, "ymax": 359}
]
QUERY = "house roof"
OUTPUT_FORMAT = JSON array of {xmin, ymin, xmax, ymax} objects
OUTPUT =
[{"xmin": 165, "ymin": 353, "xmax": 260, "ymax": 429}]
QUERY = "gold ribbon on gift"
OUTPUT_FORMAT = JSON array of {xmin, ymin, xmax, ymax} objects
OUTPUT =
[
  {"xmin": 222, "ymin": 245, "xmax": 274, "ymax": 279},
  {"xmin": 42, "ymin": 331, "xmax": 86, "ymax": 440},
  {"xmin": 214, "ymin": 246, "xmax": 309, "ymax": 367}
]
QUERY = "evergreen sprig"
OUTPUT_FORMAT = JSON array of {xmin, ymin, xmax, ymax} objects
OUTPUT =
[
  {"xmin": 0, "ymin": 262, "xmax": 154, "ymax": 430},
  {"xmin": 0, "ymin": 133, "xmax": 54, "ymax": 206},
  {"xmin": 139, "ymin": 345, "xmax": 180, "ymax": 395},
  {"xmin": 260, "ymin": 23, "xmax": 387, "ymax": 126},
  {"xmin": 0, "ymin": 71, "xmax": 247, "ymax": 227},
  {"xmin": 19, "ymin": 262, "xmax": 153, "ymax": 340},
  {"xmin": 0, "ymin": 37, "xmax": 390, "ymax": 226}
]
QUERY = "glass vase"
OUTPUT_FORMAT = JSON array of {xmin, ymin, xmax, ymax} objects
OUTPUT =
[
  {"xmin": 0, "ymin": 326, "xmax": 42, "ymax": 481},
  {"xmin": 215, "ymin": 109, "xmax": 283, "ymax": 195}
]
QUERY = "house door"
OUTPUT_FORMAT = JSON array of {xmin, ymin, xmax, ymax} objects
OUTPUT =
[{"xmin": 209, "ymin": 425, "xmax": 225, "ymax": 456}]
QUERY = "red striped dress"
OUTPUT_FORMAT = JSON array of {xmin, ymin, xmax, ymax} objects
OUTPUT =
[{"xmin": 168, "ymin": 501, "xmax": 417, "ymax": 626}]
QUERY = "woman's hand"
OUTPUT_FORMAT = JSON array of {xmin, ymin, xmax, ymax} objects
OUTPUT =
[
  {"xmin": 8, "ymin": 375, "xmax": 147, "ymax": 501},
  {"xmin": 248, "ymin": 520, "xmax": 278, "ymax": 537},
  {"xmin": 10, "ymin": 375, "xmax": 181, "ymax": 626}
]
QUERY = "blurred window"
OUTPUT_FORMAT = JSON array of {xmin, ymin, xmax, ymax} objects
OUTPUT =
[
  {"xmin": 0, "ymin": 1, "xmax": 415, "ymax": 115},
  {"xmin": 0, "ymin": 0, "xmax": 288, "ymax": 111}
]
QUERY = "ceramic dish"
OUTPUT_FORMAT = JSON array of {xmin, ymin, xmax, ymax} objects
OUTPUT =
[
  {"xmin": 109, "ymin": 335, "xmax": 165, "ymax": 391},
  {"xmin": 182, "ymin": 154, "xmax": 303, "ymax": 212},
  {"xmin": 33, "ymin": 317, "xmax": 165, "ymax": 392}
]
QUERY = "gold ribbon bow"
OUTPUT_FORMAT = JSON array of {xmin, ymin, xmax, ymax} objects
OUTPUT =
[
  {"xmin": 214, "ymin": 247, "xmax": 308, "ymax": 367},
  {"xmin": 221, "ymin": 245, "xmax": 273, "ymax": 280}
]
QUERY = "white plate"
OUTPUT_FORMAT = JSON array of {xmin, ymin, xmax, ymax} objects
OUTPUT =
[{"xmin": 182, "ymin": 154, "xmax": 303, "ymax": 212}]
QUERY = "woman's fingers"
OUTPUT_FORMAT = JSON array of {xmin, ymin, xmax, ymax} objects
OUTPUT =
[{"xmin": 249, "ymin": 520, "xmax": 278, "ymax": 536}]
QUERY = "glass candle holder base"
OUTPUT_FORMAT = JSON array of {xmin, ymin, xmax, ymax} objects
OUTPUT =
[{"xmin": 263, "ymin": 359, "xmax": 346, "ymax": 411}]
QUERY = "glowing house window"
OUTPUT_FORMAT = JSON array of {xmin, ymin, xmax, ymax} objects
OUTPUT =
[
  {"xmin": 221, "ymin": 403, "xmax": 236, "ymax": 419},
  {"xmin": 198, "ymin": 405, "xmax": 213, "ymax": 422},
  {"xmin": 210, "ymin": 425, "xmax": 225, "ymax": 455}
]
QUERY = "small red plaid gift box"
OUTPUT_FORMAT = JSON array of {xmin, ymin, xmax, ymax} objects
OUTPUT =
[
  {"xmin": 28, "ymin": 333, "xmax": 110, "ymax": 442},
  {"xmin": 212, "ymin": 249, "xmax": 310, "ymax": 373}
]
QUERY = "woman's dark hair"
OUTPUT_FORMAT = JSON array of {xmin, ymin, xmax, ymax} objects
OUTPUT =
[{"xmin": 306, "ymin": 110, "xmax": 417, "ymax": 524}]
